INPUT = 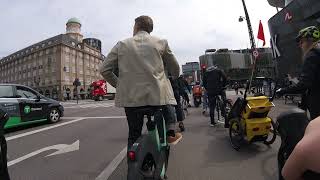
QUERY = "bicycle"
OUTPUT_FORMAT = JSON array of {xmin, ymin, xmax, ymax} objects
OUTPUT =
[
  {"xmin": 127, "ymin": 106, "xmax": 170, "ymax": 180},
  {"xmin": 215, "ymin": 94, "xmax": 232, "ymax": 123}
]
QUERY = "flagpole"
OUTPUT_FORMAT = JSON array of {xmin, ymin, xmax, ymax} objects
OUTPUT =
[{"xmin": 248, "ymin": 27, "xmax": 260, "ymax": 94}]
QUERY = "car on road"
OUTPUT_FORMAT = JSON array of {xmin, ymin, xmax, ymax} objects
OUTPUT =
[{"xmin": 0, "ymin": 84, "xmax": 64, "ymax": 129}]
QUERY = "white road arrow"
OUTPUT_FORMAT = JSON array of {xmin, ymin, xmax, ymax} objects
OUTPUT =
[{"xmin": 8, "ymin": 140, "xmax": 80, "ymax": 167}]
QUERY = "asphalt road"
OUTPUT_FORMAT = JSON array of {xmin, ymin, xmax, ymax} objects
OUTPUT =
[
  {"xmin": 6, "ymin": 100, "xmax": 127, "ymax": 180},
  {"xmin": 4, "ymin": 92, "xmax": 296, "ymax": 180}
]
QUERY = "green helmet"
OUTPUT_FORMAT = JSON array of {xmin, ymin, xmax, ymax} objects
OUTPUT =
[{"xmin": 296, "ymin": 26, "xmax": 320, "ymax": 42}]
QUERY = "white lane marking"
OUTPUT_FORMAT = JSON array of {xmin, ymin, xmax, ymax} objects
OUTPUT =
[
  {"xmin": 46, "ymin": 140, "xmax": 80, "ymax": 157},
  {"xmin": 95, "ymin": 147, "xmax": 127, "ymax": 180},
  {"xmin": 8, "ymin": 140, "xmax": 80, "ymax": 167},
  {"xmin": 62, "ymin": 116, "xmax": 126, "ymax": 119},
  {"xmin": 6, "ymin": 116, "xmax": 126, "ymax": 141},
  {"xmin": 64, "ymin": 103, "xmax": 114, "ymax": 109}
]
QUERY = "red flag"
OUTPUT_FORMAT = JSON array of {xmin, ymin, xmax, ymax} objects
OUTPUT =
[{"xmin": 257, "ymin": 20, "xmax": 266, "ymax": 46}]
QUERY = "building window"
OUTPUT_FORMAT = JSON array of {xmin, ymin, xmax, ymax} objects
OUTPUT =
[
  {"xmin": 48, "ymin": 57, "xmax": 52, "ymax": 67},
  {"xmin": 63, "ymin": 66, "xmax": 69, "ymax": 72},
  {"xmin": 64, "ymin": 76, "xmax": 70, "ymax": 83},
  {"xmin": 65, "ymin": 56, "xmax": 70, "ymax": 63}
]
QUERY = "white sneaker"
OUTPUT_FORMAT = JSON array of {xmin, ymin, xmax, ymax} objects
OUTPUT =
[{"xmin": 210, "ymin": 123, "xmax": 216, "ymax": 127}]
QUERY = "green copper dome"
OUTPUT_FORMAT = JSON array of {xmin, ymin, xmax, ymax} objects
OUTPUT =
[{"xmin": 67, "ymin": 18, "xmax": 81, "ymax": 25}]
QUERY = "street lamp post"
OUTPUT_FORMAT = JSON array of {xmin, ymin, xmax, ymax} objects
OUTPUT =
[
  {"xmin": 239, "ymin": 0, "xmax": 257, "ymax": 93},
  {"xmin": 239, "ymin": 0, "xmax": 256, "ymax": 50}
]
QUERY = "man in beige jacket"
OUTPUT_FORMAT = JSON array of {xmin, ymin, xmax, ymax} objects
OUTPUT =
[{"xmin": 99, "ymin": 15, "xmax": 182, "ymax": 149}]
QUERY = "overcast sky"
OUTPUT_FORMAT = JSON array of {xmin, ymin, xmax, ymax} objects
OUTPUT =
[{"xmin": 0, "ymin": 0, "xmax": 277, "ymax": 65}]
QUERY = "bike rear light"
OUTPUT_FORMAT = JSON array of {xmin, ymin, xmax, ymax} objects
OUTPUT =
[
  {"xmin": 253, "ymin": 127, "xmax": 260, "ymax": 131},
  {"xmin": 266, "ymin": 125, "xmax": 271, "ymax": 129},
  {"xmin": 128, "ymin": 151, "xmax": 136, "ymax": 161}
]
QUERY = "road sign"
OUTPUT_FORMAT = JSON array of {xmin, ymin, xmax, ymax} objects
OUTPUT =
[{"xmin": 253, "ymin": 49, "xmax": 259, "ymax": 59}]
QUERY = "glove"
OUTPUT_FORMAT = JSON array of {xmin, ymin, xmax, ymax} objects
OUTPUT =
[{"xmin": 276, "ymin": 88, "xmax": 285, "ymax": 97}]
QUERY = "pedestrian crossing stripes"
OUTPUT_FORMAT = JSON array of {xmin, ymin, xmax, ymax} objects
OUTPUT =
[{"xmin": 63, "ymin": 103, "xmax": 114, "ymax": 109}]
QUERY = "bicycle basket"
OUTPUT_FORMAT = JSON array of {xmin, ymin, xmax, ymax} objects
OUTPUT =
[{"xmin": 243, "ymin": 96, "xmax": 274, "ymax": 119}]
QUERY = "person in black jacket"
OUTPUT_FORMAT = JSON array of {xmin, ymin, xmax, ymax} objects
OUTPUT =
[
  {"xmin": 203, "ymin": 65, "xmax": 227, "ymax": 127},
  {"xmin": 277, "ymin": 26, "xmax": 320, "ymax": 120}
]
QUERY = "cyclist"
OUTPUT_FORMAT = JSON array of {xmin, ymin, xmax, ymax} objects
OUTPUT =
[
  {"xmin": 202, "ymin": 65, "xmax": 227, "ymax": 127},
  {"xmin": 282, "ymin": 116, "xmax": 320, "ymax": 180},
  {"xmin": 178, "ymin": 75, "xmax": 191, "ymax": 107},
  {"xmin": 99, "ymin": 15, "xmax": 182, "ymax": 151},
  {"xmin": 276, "ymin": 26, "xmax": 320, "ymax": 120}
]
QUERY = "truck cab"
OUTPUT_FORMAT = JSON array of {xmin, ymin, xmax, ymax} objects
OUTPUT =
[{"xmin": 90, "ymin": 80, "xmax": 116, "ymax": 101}]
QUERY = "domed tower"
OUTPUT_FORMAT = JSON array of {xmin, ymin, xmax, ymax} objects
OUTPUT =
[{"xmin": 66, "ymin": 17, "xmax": 83, "ymax": 42}]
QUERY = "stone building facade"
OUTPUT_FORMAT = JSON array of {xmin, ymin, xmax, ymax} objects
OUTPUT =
[{"xmin": 0, "ymin": 18, "xmax": 104, "ymax": 100}]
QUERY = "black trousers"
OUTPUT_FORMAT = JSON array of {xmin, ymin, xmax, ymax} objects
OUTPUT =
[
  {"xmin": 124, "ymin": 105, "xmax": 176, "ymax": 150},
  {"xmin": 173, "ymin": 90, "xmax": 184, "ymax": 122},
  {"xmin": 208, "ymin": 95, "xmax": 217, "ymax": 124},
  {"xmin": 181, "ymin": 91, "xmax": 190, "ymax": 104},
  {"xmin": 208, "ymin": 92, "xmax": 227, "ymax": 124}
]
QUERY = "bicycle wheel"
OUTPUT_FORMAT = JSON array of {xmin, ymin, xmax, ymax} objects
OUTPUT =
[
  {"xmin": 264, "ymin": 120, "xmax": 277, "ymax": 145},
  {"xmin": 229, "ymin": 118, "xmax": 243, "ymax": 151},
  {"xmin": 153, "ymin": 147, "xmax": 170, "ymax": 180}
]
